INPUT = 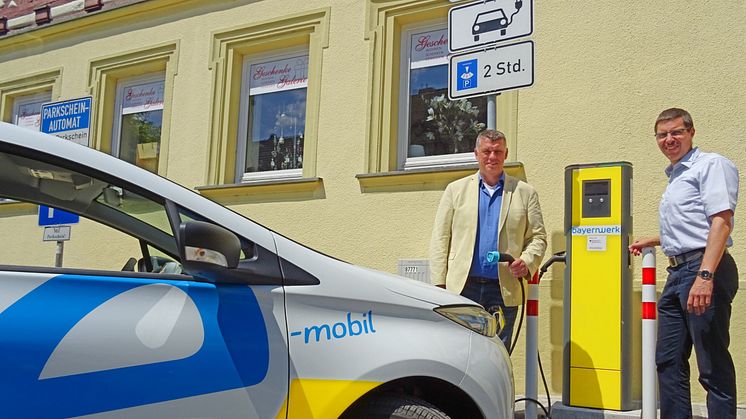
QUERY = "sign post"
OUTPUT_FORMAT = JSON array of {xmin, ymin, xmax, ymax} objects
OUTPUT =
[
  {"xmin": 449, "ymin": 1, "xmax": 537, "ymax": 417},
  {"xmin": 39, "ymin": 96, "xmax": 91, "ymax": 266},
  {"xmin": 39, "ymin": 206, "xmax": 78, "ymax": 268}
]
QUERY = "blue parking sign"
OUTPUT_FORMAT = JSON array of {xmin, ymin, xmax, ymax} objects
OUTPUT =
[
  {"xmin": 457, "ymin": 59, "xmax": 478, "ymax": 91},
  {"xmin": 40, "ymin": 97, "xmax": 92, "ymax": 147},
  {"xmin": 38, "ymin": 205, "xmax": 79, "ymax": 226}
]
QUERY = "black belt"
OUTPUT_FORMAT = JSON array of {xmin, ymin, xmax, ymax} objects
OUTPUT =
[
  {"xmin": 467, "ymin": 276, "xmax": 497, "ymax": 284},
  {"xmin": 668, "ymin": 248, "xmax": 705, "ymax": 268}
]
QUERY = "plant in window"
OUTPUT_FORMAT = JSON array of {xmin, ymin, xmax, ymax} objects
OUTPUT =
[
  {"xmin": 131, "ymin": 112, "xmax": 162, "ymax": 145},
  {"xmin": 269, "ymin": 104, "xmax": 304, "ymax": 170},
  {"xmin": 420, "ymin": 94, "xmax": 485, "ymax": 154}
]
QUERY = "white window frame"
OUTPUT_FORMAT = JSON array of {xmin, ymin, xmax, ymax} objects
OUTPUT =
[
  {"xmin": 12, "ymin": 91, "xmax": 52, "ymax": 131},
  {"xmin": 236, "ymin": 47, "xmax": 309, "ymax": 183},
  {"xmin": 111, "ymin": 72, "xmax": 166, "ymax": 160},
  {"xmin": 397, "ymin": 21, "xmax": 479, "ymax": 171}
]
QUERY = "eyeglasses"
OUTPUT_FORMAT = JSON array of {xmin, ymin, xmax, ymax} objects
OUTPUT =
[{"xmin": 654, "ymin": 128, "xmax": 689, "ymax": 140}]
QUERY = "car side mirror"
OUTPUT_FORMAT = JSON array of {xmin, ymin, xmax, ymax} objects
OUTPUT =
[{"xmin": 179, "ymin": 221, "xmax": 241, "ymax": 282}]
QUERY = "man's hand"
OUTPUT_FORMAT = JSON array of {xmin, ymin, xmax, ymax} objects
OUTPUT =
[
  {"xmin": 628, "ymin": 236, "xmax": 661, "ymax": 256},
  {"xmin": 687, "ymin": 276, "xmax": 713, "ymax": 315},
  {"xmin": 509, "ymin": 258, "xmax": 529, "ymax": 278}
]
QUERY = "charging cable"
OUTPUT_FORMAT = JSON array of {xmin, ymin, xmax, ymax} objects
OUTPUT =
[{"xmin": 486, "ymin": 251, "xmax": 567, "ymax": 419}]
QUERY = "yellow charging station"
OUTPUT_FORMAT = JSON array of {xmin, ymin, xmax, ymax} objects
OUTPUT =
[{"xmin": 563, "ymin": 162, "xmax": 634, "ymax": 411}]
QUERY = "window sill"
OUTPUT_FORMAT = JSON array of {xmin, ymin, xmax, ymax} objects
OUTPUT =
[
  {"xmin": 195, "ymin": 177, "xmax": 324, "ymax": 204},
  {"xmin": 355, "ymin": 162, "xmax": 525, "ymax": 193}
]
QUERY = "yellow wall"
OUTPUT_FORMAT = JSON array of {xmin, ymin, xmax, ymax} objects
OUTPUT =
[{"xmin": 0, "ymin": 0, "xmax": 745, "ymax": 406}]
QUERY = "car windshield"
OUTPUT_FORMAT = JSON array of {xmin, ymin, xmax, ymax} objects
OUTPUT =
[{"xmin": 475, "ymin": 10, "xmax": 506, "ymax": 23}]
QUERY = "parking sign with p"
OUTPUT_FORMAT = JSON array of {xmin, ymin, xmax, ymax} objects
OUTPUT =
[{"xmin": 457, "ymin": 59, "xmax": 478, "ymax": 91}]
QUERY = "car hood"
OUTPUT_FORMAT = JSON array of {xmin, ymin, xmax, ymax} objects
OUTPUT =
[
  {"xmin": 272, "ymin": 233, "xmax": 477, "ymax": 309},
  {"xmin": 354, "ymin": 265, "xmax": 476, "ymax": 307}
]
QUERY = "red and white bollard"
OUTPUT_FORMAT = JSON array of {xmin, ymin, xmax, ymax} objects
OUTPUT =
[
  {"xmin": 641, "ymin": 247, "xmax": 657, "ymax": 419},
  {"xmin": 525, "ymin": 271, "xmax": 540, "ymax": 419}
]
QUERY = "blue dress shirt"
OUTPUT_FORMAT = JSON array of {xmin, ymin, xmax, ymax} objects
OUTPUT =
[
  {"xmin": 469, "ymin": 173, "xmax": 504, "ymax": 279},
  {"xmin": 659, "ymin": 147, "xmax": 739, "ymax": 257}
]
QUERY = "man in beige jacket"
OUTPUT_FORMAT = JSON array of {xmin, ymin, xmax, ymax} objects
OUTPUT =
[{"xmin": 430, "ymin": 129, "xmax": 547, "ymax": 347}]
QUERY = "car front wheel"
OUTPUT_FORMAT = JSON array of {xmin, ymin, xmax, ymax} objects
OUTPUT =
[{"xmin": 340, "ymin": 394, "xmax": 451, "ymax": 419}]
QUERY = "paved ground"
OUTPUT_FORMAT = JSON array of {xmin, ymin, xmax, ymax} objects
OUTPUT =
[{"xmin": 512, "ymin": 396, "xmax": 746, "ymax": 418}]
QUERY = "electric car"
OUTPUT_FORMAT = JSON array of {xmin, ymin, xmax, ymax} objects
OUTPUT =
[
  {"xmin": 0, "ymin": 121, "xmax": 513, "ymax": 418},
  {"xmin": 472, "ymin": 9, "xmax": 509, "ymax": 41}
]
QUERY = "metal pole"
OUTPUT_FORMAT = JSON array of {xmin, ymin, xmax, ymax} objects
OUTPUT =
[
  {"xmin": 55, "ymin": 240, "xmax": 64, "ymax": 268},
  {"xmin": 524, "ymin": 271, "xmax": 539, "ymax": 419},
  {"xmin": 487, "ymin": 94, "xmax": 496, "ymax": 129},
  {"xmin": 641, "ymin": 247, "xmax": 657, "ymax": 419}
]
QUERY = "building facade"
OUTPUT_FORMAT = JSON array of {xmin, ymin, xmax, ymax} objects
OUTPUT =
[{"xmin": 1, "ymin": 0, "xmax": 745, "ymax": 406}]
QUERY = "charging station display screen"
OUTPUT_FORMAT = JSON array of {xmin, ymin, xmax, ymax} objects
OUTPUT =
[{"xmin": 582, "ymin": 180, "xmax": 610, "ymax": 218}]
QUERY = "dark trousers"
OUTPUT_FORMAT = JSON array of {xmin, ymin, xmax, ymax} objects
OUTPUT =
[
  {"xmin": 461, "ymin": 278, "xmax": 518, "ymax": 349},
  {"xmin": 657, "ymin": 252, "xmax": 738, "ymax": 419}
]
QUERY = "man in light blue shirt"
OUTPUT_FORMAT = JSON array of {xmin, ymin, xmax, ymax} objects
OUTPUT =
[{"xmin": 630, "ymin": 108, "xmax": 739, "ymax": 419}]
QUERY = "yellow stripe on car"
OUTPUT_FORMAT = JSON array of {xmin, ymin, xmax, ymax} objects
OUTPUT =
[{"xmin": 276, "ymin": 379, "xmax": 381, "ymax": 419}]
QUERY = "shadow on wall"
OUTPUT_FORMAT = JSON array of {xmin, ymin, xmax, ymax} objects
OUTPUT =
[
  {"xmin": 565, "ymin": 342, "xmax": 603, "ymax": 408},
  {"xmin": 549, "ymin": 230, "xmax": 565, "ymax": 394}
]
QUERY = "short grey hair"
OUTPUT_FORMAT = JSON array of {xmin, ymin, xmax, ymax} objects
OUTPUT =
[
  {"xmin": 475, "ymin": 129, "xmax": 506, "ymax": 149},
  {"xmin": 655, "ymin": 108, "xmax": 694, "ymax": 132}
]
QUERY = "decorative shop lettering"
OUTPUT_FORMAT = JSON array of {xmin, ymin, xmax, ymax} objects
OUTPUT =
[
  {"xmin": 252, "ymin": 64, "xmax": 307, "ymax": 88},
  {"xmin": 125, "ymin": 87, "xmax": 163, "ymax": 110},
  {"xmin": 414, "ymin": 33, "xmax": 448, "ymax": 51},
  {"xmin": 126, "ymin": 87, "xmax": 156, "ymax": 101},
  {"xmin": 571, "ymin": 225, "xmax": 622, "ymax": 236},
  {"xmin": 249, "ymin": 57, "xmax": 309, "ymax": 94},
  {"xmin": 253, "ymin": 64, "xmax": 292, "ymax": 80},
  {"xmin": 290, "ymin": 311, "xmax": 376, "ymax": 344}
]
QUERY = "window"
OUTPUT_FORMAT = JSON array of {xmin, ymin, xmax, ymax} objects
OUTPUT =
[
  {"xmin": 236, "ymin": 51, "xmax": 308, "ymax": 182},
  {"xmin": 88, "ymin": 42, "xmax": 177, "ymax": 177},
  {"xmin": 12, "ymin": 91, "xmax": 52, "ymax": 131},
  {"xmin": 112, "ymin": 74, "xmax": 165, "ymax": 173},
  {"xmin": 398, "ymin": 23, "xmax": 486, "ymax": 170},
  {"xmin": 206, "ymin": 10, "xmax": 329, "ymax": 186}
]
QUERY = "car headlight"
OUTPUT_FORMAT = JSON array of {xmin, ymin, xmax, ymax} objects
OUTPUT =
[{"xmin": 434, "ymin": 305, "xmax": 500, "ymax": 337}]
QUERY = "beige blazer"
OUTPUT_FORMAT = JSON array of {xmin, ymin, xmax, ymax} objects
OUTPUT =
[{"xmin": 429, "ymin": 171, "xmax": 547, "ymax": 306}]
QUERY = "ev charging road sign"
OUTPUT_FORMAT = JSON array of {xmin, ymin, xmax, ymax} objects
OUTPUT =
[
  {"xmin": 448, "ymin": 40, "xmax": 534, "ymax": 100},
  {"xmin": 40, "ymin": 97, "xmax": 92, "ymax": 147},
  {"xmin": 448, "ymin": 0, "xmax": 533, "ymax": 53}
]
